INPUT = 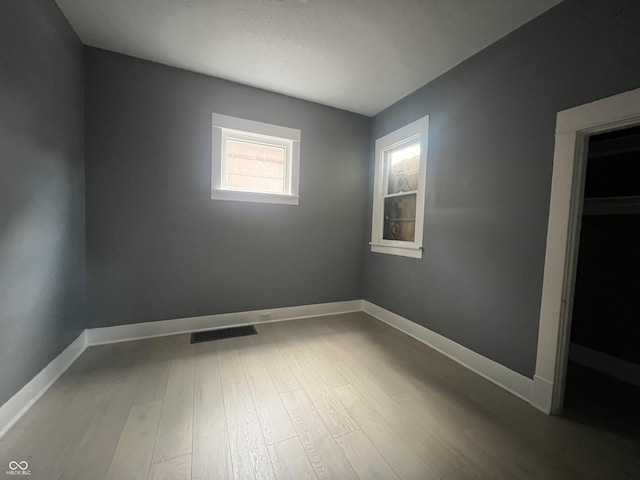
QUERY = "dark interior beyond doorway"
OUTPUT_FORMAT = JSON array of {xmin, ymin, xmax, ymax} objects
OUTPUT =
[
  {"xmin": 571, "ymin": 126, "xmax": 640, "ymax": 364},
  {"xmin": 565, "ymin": 125, "xmax": 640, "ymax": 433},
  {"xmin": 563, "ymin": 361, "xmax": 640, "ymax": 440},
  {"xmin": 583, "ymin": 125, "xmax": 640, "ymax": 198}
]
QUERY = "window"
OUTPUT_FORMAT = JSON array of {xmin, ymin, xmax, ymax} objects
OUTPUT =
[
  {"xmin": 370, "ymin": 115, "xmax": 428, "ymax": 258},
  {"xmin": 211, "ymin": 113, "xmax": 300, "ymax": 205}
]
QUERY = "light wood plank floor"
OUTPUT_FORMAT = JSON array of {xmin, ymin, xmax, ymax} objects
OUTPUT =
[{"xmin": 1, "ymin": 312, "xmax": 639, "ymax": 479}]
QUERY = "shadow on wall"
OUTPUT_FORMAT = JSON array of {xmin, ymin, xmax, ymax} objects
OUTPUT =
[{"xmin": 0, "ymin": 145, "xmax": 85, "ymax": 405}]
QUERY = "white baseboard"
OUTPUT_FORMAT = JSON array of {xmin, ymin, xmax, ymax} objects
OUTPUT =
[
  {"xmin": 2, "ymin": 298, "xmax": 548, "ymax": 439},
  {"xmin": 530, "ymin": 375, "xmax": 554, "ymax": 414},
  {"xmin": 86, "ymin": 300, "xmax": 363, "ymax": 345},
  {"xmin": 570, "ymin": 342, "xmax": 640, "ymax": 387},
  {"xmin": 362, "ymin": 301, "xmax": 534, "ymax": 404},
  {"xmin": 0, "ymin": 300, "xmax": 361, "ymax": 438},
  {"xmin": 0, "ymin": 331, "xmax": 87, "ymax": 439}
]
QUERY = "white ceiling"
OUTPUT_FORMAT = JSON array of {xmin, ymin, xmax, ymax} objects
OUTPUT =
[{"xmin": 56, "ymin": 0, "xmax": 562, "ymax": 116}]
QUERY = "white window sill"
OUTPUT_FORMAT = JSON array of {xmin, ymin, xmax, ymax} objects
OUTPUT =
[
  {"xmin": 370, "ymin": 242, "xmax": 423, "ymax": 259},
  {"xmin": 211, "ymin": 188, "xmax": 299, "ymax": 205}
]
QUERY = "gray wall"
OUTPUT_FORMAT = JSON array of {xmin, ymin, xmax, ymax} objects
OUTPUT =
[
  {"xmin": 364, "ymin": 0, "xmax": 640, "ymax": 378},
  {"xmin": 85, "ymin": 48, "xmax": 370, "ymax": 328},
  {"xmin": 0, "ymin": 0, "xmax": 85, "ymax": 405}
]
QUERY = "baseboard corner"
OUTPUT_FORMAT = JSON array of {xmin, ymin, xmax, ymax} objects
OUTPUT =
[{"xmin": 530, "ymin": 375, "xmax": 554, "ymax": 414}]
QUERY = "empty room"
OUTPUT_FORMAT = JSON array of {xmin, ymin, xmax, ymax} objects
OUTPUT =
[{"xmin": 1, "ymin": 0, "xmax": 639, "ymax": 479}]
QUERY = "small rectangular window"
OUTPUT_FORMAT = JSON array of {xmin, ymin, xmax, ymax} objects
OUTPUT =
[
  {"xmin": 223, "ymin": 137, "xmax": 287, "ymax": 193},
  {"xmin": 212, "ymin": 113, "xmax": 300, "ymax": 205},
  {"xmin": 370, "ymin": 115, "xmax": 428, "ymax": 258}
]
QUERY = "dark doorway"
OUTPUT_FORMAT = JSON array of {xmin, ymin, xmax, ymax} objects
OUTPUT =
[{"xmin": 564, "ymin": 125, "xmax": 640, "ymax": 439}]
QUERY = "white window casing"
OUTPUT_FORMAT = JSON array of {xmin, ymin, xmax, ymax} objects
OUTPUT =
[
  {"xmin": 370, "ymin": 115, "xmax": 429, "ymax": 258},
  {"xmin": 211, "ymin": 113, "xmax": 301, "ymax": 205}
]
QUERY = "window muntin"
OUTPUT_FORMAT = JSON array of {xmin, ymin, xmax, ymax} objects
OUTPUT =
[
  {"xmin": 370, "ymin": 116, "xmax": 428, "ymax": 258},
  {"xmin": 212, "ymin": 113, "xmax": 300, "ymax": 205}
]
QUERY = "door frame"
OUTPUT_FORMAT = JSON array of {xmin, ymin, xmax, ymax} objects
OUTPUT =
[{"xmin": 531, "ymin": 87, "xmax": 640, "ymax": 414}]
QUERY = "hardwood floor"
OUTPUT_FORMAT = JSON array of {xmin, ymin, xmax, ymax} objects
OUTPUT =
[{"xmin": 1, "ymin": 312, "xmax": 639, "ymax": 479}]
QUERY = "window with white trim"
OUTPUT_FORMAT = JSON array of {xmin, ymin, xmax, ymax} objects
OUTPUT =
[
  {"xmin": 211, "ymin": 113, "xmax": 300, "ymax": 205},
  {"xmin": 370, "ymin": 115, "xmax": 428, "ymax": 258}
]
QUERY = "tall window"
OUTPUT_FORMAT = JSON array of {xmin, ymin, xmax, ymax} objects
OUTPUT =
[
  {"xmin": 211, "ymin": 113, "xmax": 300, "ymax": 205},
  {"xmin": 370, "ymin": 115, "xmax": 428, "ymax": 258}
]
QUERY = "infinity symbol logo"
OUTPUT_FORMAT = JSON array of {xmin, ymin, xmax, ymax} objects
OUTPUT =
[{"xmin": 8, "ymin": 461, "xmax": 28, "ymax": 471}]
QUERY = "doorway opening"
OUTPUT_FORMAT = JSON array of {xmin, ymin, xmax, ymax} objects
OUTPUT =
[
  {"xmin": 532, "ymin": 87, "xmax": 640, "ymax": 415},
  {"xmin": 562, "ymin": 126, "xmax": 640, "ymax": 437}
]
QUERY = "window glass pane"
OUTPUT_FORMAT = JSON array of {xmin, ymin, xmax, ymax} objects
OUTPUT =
[
  {"xmin": 383, "ymin": 194, "xmax": 416, "ymax": 242},
  {"xmin": 225, "ymin": 139, "xmax": 286, "ymax": 193},
  {"xmin": 387, "ymin": 143, "xmax": 420, "ymax": 194}
]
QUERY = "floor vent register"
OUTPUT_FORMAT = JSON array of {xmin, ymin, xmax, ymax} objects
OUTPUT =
[{"xmin": 190, "ymin": 325, "xmax": 257, "ymax": 344}]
